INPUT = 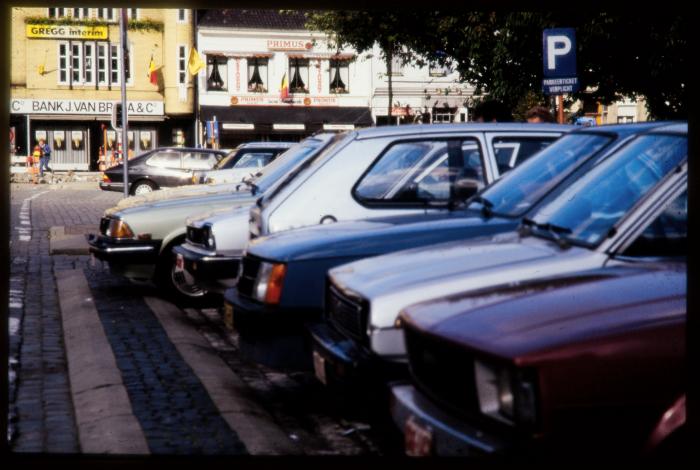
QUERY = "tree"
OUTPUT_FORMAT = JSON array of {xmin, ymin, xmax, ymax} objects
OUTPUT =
[{"xmin": 302, "ymin": 11, "xmax": 425, "ymax": 125}]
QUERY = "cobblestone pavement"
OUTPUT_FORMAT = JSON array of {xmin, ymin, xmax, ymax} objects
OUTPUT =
[{"xmin": 8, "ymin": 183, "xmax": 401, "ymax": 455}]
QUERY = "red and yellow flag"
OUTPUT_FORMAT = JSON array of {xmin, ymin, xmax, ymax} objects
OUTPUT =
[
  {"xmin": 148, "ymin": 56, "xmax": 157, "ymax": 85},
  {"xmin": 280, "ymin": 72, "xmax": 289, "ymax": 100}
]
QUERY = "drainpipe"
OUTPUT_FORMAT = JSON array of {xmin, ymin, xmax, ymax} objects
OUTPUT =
[{"xmin": 193, "ymin": 9, "xmax": 200, "ymax": 147}]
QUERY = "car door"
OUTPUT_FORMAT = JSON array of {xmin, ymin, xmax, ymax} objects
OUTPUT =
[{"xmin": 484, "ymin": 132, "xmax": 564, "ymax": 178}]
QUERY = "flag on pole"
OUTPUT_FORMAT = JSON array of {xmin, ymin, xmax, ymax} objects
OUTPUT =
[
  {"xmin": 188, "ymin": 48, "xmax": 205, "ymax": 76},
  {"xmin": 280, "ymin": 72, "xmax": 289, "ymax": 100},
  {"xmin": 148, "ymin": 55, "xmax": 157, "ymax": 85}
]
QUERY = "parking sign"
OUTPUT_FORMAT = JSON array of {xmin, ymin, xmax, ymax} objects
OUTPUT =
[{"xmin": 542, "ymin": 28, "xmax": 579, "ymax": 95}]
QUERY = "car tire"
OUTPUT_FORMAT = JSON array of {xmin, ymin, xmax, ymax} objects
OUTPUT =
[
  {"xmin": 131, "ymin": 180, "xmax": 157, "ymax": 196},
  {"xmin": 154, "ymin": 240, "xmax": 220, "ymax": 308}
]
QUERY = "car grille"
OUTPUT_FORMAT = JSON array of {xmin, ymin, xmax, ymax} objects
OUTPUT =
[
  {"xmin": 326, "ymin": 283, "xmax": 369, "ymax": 345},
  {"xmin": 186, "ymin": 225, "xmax": 208, "ymax": 248},
  {"xmin": 237, "ymin": 255, "xmax": 261, "ymax": 298},
  {"xmin": 99, "ymin": 217, "xmax": 111, "ymax": 235},
  {"xmin": 404, "ymin": 323, "xmax": 479, "ymax": 419}
]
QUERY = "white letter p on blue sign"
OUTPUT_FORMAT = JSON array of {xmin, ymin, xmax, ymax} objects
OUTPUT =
[{"xmin": 547, "ymin": 35, "xmax": 572, "ymax": 70}]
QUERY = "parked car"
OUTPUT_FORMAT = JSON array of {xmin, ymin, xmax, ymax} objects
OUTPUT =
[
  {"xmin": 177, "ymin": 123, "xmax": 568, "ymax": 306},
  {"xmin": 222, "ymin": 123, "xmax": 667, "ymax": 370},
  {"xmin": 390, "ymin": 263, "xmax": 686, "ymax": 458},
  {"xmin": 100, "ymin": 147, "xmax": 229, "ymax": 195},
  {"xmin": 87, "ymin": 133, "xmax": 340, "ymax": 303},
  {"xmin": 194, "ymin": 141, "xmax": 296, "ymax": 185},
  {"xmin": 311, "ymin": 123, "xmax": 686, "ymax": 387}
]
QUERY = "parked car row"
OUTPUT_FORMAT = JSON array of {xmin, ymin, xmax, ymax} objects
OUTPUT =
[{"xmin": 88, "ymin": 121, "xmax": 687, "ymax": 458}]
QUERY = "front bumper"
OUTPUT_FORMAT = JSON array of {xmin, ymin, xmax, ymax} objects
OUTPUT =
[
  {"xmin": 389, "ymin": 383, "xmax": 508, "ymax": 456},
  {"xmin": 99, "ymin": 181, "xmax": 125, "ymax": 192},
  {"xmin": 222, "ymin": 288, "xmax": 321, "ymax": 370},
  {"xmin": 173, "ymin": 245, "xmax": 241, "ymax": 294},
  {"xmin": 308, "ymin": 322, "xmax": 407, "ymax": 388},
  {"xmin": 87, "ymin": 233, "xmax": 161, "ymax": 279}
]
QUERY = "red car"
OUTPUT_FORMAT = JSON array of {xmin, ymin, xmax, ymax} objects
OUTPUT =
[{"xmin": 390, "ymin": 264, "xmax": 686, "ymax": 458}]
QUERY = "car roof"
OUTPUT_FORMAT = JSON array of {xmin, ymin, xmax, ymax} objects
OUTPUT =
[
  {"xmin": 353, "ymin": 122, "xmax": 574, "ymax": 140},
  {"xmin": 645, "ymin": 122, "xmax": 687, "ymax": 135},
  {"xmin": 569, "ymin": 121, "xmax": 683, "ymax": 137},
  {"xmin": 235, "ymin": 142, "xmax": 296, "ymax": 149},
  {"xmin": 151, "ymin": 146, "xmax": 227, "ymax": 153}
]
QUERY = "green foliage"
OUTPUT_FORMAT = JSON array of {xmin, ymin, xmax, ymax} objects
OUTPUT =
[{"xmin": 24, "ymin": 16, "xmax": 164, "ymax": 33}]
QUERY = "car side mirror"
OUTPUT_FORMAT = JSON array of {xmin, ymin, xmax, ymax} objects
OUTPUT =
[{"xmin": 452, "ymin": 178, "xmax": 479, "ymax": 201}]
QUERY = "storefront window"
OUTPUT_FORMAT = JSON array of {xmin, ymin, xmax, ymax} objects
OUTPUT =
[
  {"xmin": 207, "ymin": 56, "xmax": 228, "ymax": 91},
  {"xmin": 247, "ymin": 58, "xmax": 268, "ymax": 93},
  {"xmin": 289, "ymin": 58, "xmax": 309, "ymax": 93},
  {"xmin": 329, "ymin": 60, "xmax": 349, "ymax": 94}
]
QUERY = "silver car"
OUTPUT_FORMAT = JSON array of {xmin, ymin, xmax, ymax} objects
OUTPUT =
[
  {"xmin": 317, "ymin": 123, "xmax": 687, "ymax": 381},
  {"xmin": 176, "ymin": 123, "xmax": 569, "ymax": 294}
]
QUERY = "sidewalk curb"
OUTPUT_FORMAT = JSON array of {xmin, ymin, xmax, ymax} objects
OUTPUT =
[
  {"xmin": 57, "ymin": 269, "xmax": 150, "ymax": 455},
  {"xmin": 145, "ymin": 296, "xmax": 303, "ymax": 455}
]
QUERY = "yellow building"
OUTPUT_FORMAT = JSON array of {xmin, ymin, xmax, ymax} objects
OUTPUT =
[{"xmin": 10, "ymin": 7, "xmax": 194, "ymax": 170}]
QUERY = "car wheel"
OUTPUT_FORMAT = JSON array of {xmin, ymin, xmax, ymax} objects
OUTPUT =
[
  {"xmin": 131, "ymin": 180, "xmax": 156, "ymax": 196},
  {"xmin": 155, "ymin": 242, "xmax": 219, "ymax": 308}
]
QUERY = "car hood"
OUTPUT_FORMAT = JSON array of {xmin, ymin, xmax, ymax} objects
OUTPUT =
[
  {"xmin": 109, "ymin": 189, "xmax": 255, "ymax": 218},
  {"xmin": 406, "ymin": 264, "xmax": 686, "ymax": 360},
  {"xmin": 247, "ymin": 210, "xmax": 517, "ymax": 262},
  {"xmin": 105, "ymin": 182, "xmax": 244, "ymax": 215},
  {"xmin": 329, "ymin": 236, "xmax": 607, "ymax": 329}
]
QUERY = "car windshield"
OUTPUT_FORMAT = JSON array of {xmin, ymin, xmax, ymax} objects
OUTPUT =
[
  {"xmin": 530, "ymin": 134, "xmax": 687, "ymax": 247},
  {"xmin": 232, "ymin": 152, "xmax": 276, "ymax": 169},
  {"xmin": 469, "ymin": 133, "xmax": 612, "ymax": 217},
  {"xmin": 213, "ymin": 148, "xmax": 241, "ymax": 170},
  {"xmin": 252, "ymin": 141, "xmax": 322, "ymax": 193}
]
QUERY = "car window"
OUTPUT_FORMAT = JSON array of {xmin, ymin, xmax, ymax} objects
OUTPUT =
[
  {"xmin": 472, "ymin": 134, "xmax": 613, "ymax": 218},
  {"xmin": 532, "ymin": 134, "xmax": 687, "ymax": 247},
  {"xmin": 493, "ymin": 137, "xmax": 557, "ymax": 174},
  {"xmin": 214, "ymin": 148, "xmax": 242, "ymax": 170},
  {"xmin": 146, "ymin": 151, "xmax": 181, "ymax": 169},
  {"xmin": 354, "ymin": 138, "xmax": 485, "ymax": 204},
  {"xmin": 622, "ymin": 190, "xmax": 687, "ymax": 258},
  {"xmin": 182, "ymin": 151, "xmax": 218, "ymax": 170},
  {"xmin": 233, "ymin": 152, "xmax": 276, "ymax": 169}
]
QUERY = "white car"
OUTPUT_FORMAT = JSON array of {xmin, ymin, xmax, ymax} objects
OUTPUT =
[
  {"xmin": 195, "ymin": 142, "xmax": 295, "ymax": 185},
  {"xmin": 176, "ymin": 123, "xmax": 569, "ymax": 295},
  {"xmin": 313, "ymin": 123, "xmax": 687, "ymax": 383}
]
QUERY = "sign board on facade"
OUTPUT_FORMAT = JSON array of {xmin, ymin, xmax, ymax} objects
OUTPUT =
[
  {"xmin": 273, "ymin": 124, "xmax": 305, "ymax": 131},
  {"xmin": 542, "ymin": 28, "xmax": 579, "ymax": 95},
  {"xmin": 11, "ymin": 99, "xmax": 164, "ymax": 116},
  {"xmin": 222, "ymin": 123, "xmax": 255, "ymax": 130},
  {"xmin": 230, "ymin": 95, "xmax": 339, "ymax": 107},
  {"xmin": 323, "ymin": 124, "xmax": 354, "ymax": 130},
  {"xmin": 26, "ymin": 23, "xmax": 108, "ymax": 40},
  {"xmin": 266, "ymin": 40, "xmax": 313, "ymax": 51}
]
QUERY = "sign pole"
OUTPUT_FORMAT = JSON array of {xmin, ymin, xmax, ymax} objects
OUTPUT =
[
  {"xmin": 558, "ymin": 95, "xmax": 565, "ymax": 124},
  {"xmin": 120, "ymin": 9, "xmax": 129, "ymax": 198}
]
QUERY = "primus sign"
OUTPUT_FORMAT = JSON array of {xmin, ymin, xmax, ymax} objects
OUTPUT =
[
  {"xmin": 26, "ymin": 23, "xmax": 108, "ymax": 40},
  {"xmin": 266, "ymin": 39, "xmax": 313, "ymax": 51},
  {"xmin": 10, "ymin": 99, "xmax": 164, "ymax": 116}
]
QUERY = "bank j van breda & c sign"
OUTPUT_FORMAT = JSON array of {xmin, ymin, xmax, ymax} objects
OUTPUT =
[{"xmin": 10, "ymin": 99, "xmax": 164, "ymax": 116}]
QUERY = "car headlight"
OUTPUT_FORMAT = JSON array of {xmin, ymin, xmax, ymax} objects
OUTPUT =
[
  {"xmin": 105, "ymin": 218, "xmax": 135, "ymax": 239},
  {"xmin": 253, "ymin": 261, "xmax": 287, "ymax": 305},
  {"xmin": 474, "ymin": 359, "xmax": 537, "ymax": 427}
]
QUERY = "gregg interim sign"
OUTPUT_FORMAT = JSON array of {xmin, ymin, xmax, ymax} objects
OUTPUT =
[{"xmin": 26, "ymin": 23, "xmax": 108, "ymax": 40}]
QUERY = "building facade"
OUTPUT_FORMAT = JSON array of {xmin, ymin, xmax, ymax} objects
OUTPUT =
[
  {"xmin": 10, "ymin": 7, "xmax": 194, "ymax": 170},
  {"xmin": 196, "ymin": 10, "xmax": 374, "ymax": 148}
]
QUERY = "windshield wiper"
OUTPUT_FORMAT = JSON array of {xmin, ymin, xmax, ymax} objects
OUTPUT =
[
  {"xmin": 241, "ymin": 178, "xmax": 260, "ymax": 196},
  {"xmin": 520, "ymin": 217, "xmax": 572, "ymax": 248}
]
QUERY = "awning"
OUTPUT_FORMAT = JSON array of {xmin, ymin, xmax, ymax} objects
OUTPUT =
[{"xmin": 200, "ymin": 105, "xmax": 373, "ymax": 132}]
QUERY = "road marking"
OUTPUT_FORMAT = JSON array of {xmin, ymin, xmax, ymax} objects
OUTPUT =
[{"xmin": 16, "ymin": 191, "xmax": 48, "ymax": 242}]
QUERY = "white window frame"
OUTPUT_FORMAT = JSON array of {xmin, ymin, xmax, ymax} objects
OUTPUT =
[
  {"xmin": 72, "ymin": 8, "xmax": 91, "ymax": 19},
  {"xmin": 127, "ymin": 8, "xmax": 139, "ymax": 20},
  {"xmin": 58, "ymin": 41, "xmax": 69, "ymax": 84},
  {"xmin": 71, "ymin": 42, "xmax": 83, "ymax": 84},
  {"xmin": 83, "ymin": 42, "xmax": 96, "ymax": 86},
  {"xmin": 178, "ymin": 45, "xmax": 187, "ymax": 85},
  {"xmin": 48, "ymin": 8, "xmax": 68, "ymax": 18},
  {"xmin": 97, "ymin": 43, "xmax": 108, "ymax": 85},
  {"xmin": 178, "ymin": 9, "xmax": 188, "ymax": 23},
  {"xmin": 110, "ymin": 44, "xmax": 121, "ymax": 85},
  {"xmin": 97, "ymin": 8, "xmax": 116, "ymax": 22}
]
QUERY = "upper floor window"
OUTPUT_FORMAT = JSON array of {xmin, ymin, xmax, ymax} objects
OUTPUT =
[
  {"xmin": 247, "ymin": 58, "xmax": 268, "ymax": 93},
  {"xmin": 72, "ymin": 8, "xmax": 90, "ymax": 19},
  {"xmin": 329, "ymin": 59, "xmax": 349, "ymax": 94},
  {"xmin": 97, "ymin": 8, "xmax": 116, "ymax": 21},
  {"xmin": 390, "ymin": 55, "xmax": 403, "ymax": 76},
  {"xmin": 178, "ymin": 9, "xmax": 188, "ymax": 22},
  {"xmin": 127, "ymin": 8, "xmax": 138, "ymax": 20},
  {"xmin": 48, "ymin": 8, "xmax": 68, "ymax": 18},
  {"xmin": 206, "ymin": 55, "xmax": 228, "ymax": 91},
  {"xmin": 289, "ymin": 58, "xmax": 309, "ymax": 94},
  {"xmin": 57, "ymin": 40, "xmax": 132, "ymax": 87},
  {"xmin": 178, "ymin": 46, "xmax": 187, "ymax": 85}
]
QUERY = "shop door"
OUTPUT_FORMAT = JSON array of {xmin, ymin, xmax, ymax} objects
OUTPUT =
[{"xmin": 34, "ymin": 127, "xmax": 90, "ymax": 171}]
